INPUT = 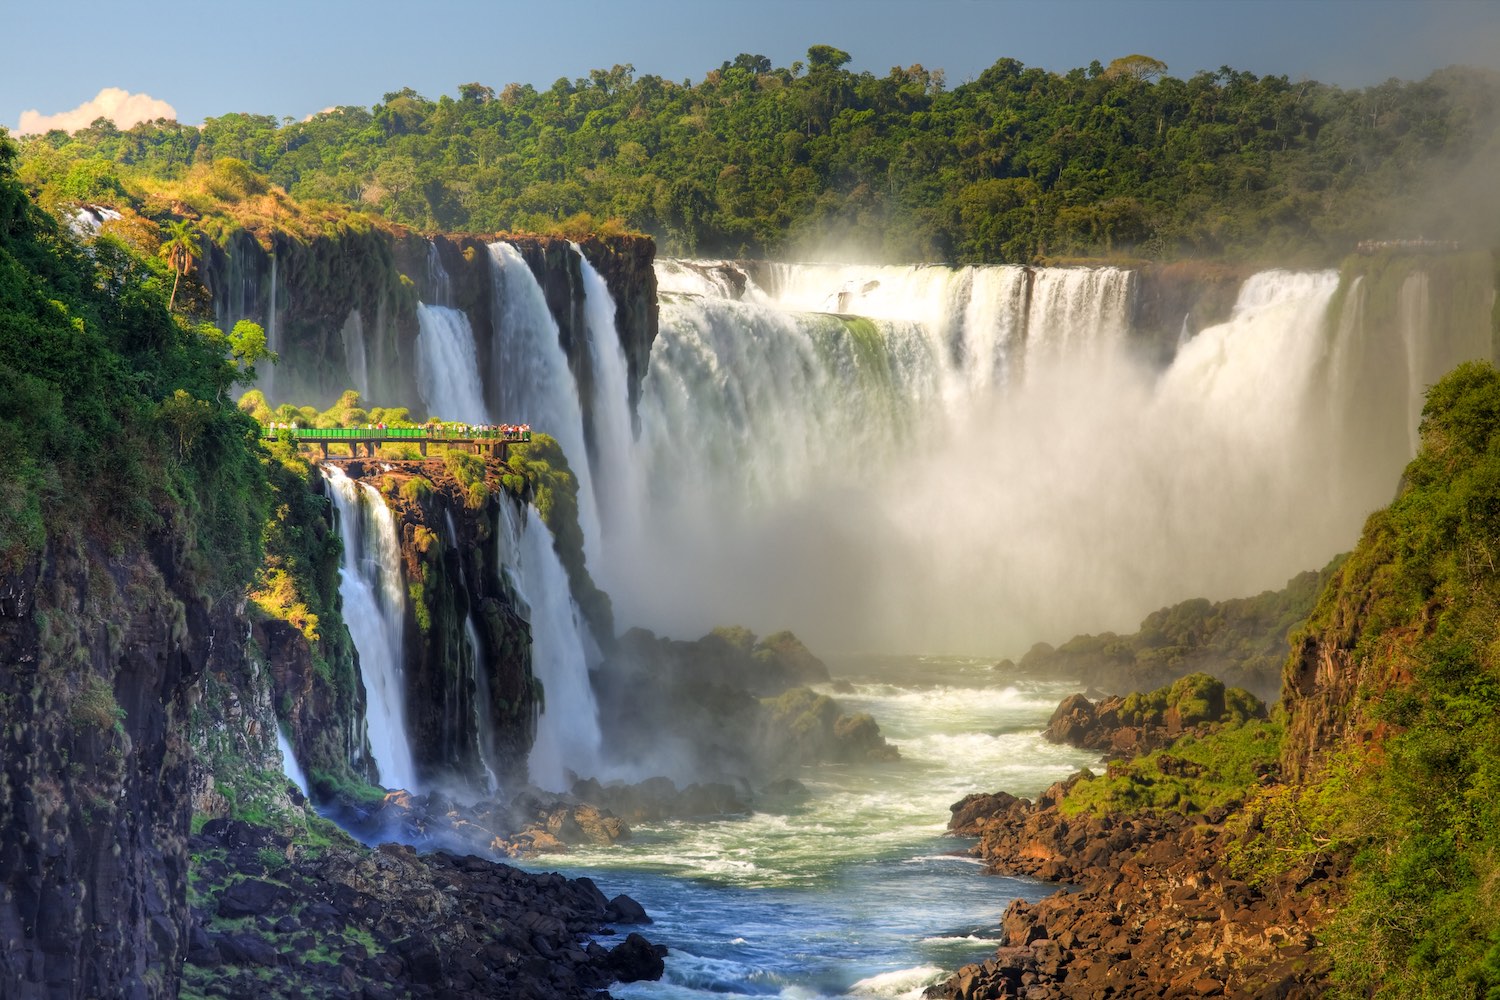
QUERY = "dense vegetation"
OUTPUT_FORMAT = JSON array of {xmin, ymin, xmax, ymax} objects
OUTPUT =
[
  {"xmin": 0, "ymin": 131, "xmax": 267, "ymax": 594},
  {"xmin": 14, "ymin": 50, "xmax": 1499, "ymax": 262},
  {"xmin": 1220, "ymin": 361, "xmax": 1500, "ymax": 997}
]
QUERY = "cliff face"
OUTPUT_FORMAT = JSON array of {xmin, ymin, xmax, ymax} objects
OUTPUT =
[
  {"xmin": 327, "ymin": 458, "xmax": 538, "ymax": 790},
  {"xmin": 199, "ymin": 226, "xmax": 659, "ymax": 427},
  {"xmin": 0, "ymin": 539, "xmax": 228, "ymax": 999},
  {"xmin": 1130, "ymin": 260, "xmax": 1250, "ymax": 363}
]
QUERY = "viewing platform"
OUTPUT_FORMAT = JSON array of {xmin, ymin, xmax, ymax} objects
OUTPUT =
[{"xmin": 261, "ymin": 425, "xmax": 530, "ymax": 459}]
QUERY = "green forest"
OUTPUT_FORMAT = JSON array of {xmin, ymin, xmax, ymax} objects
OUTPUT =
[{"xmin": 12, "ymin": 48, "xmax": 1500, "ymax": 263}]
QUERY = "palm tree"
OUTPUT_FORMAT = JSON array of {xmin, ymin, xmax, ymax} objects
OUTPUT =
[{"xmin": 159, "ymin": 218, "xmax": 199, "ymax": 312}]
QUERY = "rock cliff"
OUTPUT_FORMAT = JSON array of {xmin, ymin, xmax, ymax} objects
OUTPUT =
[
  {"xmin": 0, "ymin": 538, "xmax": 228, "ymax": 998},
  {"xmin": 329, "ymin": 457, "xmax": 539, "ymax": 790},
  {"xmin": 197, "ymin": 225, "xmax": 658, "ymax": 427}
]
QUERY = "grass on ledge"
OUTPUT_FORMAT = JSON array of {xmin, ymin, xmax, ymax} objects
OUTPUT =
[{"xmin": 1060, "ymin": 717, "xmax": 1284, "ymax": 818}]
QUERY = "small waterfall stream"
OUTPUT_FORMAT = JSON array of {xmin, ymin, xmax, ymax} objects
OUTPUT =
[
  {"xmin": 324, "ymin": 466, "xmax": 419, "ymax": 791},
  {"xmin": 495, "ymin": 500, "xmax": 602, "ymax": 792},
  {"xmin": 276, "ymin": 727, "xmax": 311, "ymax": 797},
  {"xmin": 415, "ymin": 302, "xmax": 490, "ymax": 423}
]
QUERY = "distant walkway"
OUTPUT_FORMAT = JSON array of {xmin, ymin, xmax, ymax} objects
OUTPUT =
[{"xmin": 261, "ymin": 425, "xmax": 531, "ymax": 459}]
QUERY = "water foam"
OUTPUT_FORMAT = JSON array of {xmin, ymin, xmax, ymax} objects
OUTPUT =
[{"xmin": 324, "ymin": 467, "xmax": 418, "ymax": 790}]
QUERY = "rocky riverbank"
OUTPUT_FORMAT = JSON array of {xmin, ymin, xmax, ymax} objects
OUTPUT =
[
  {"xmin": 183, "ymin": 818, "xmax": 663, "ymax": 1000},
  {"xmin": 932, "ymin": 779, "xmax": 1332, "ymax": 998},
  {"xmin": 929, "ymin": 675, "xmax": 1332, "ymax": 999}
]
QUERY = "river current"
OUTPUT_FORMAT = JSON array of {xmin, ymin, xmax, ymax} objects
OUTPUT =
[{"xmin": 548, "ymin": 657, "xmax": 1098, "ymax": 999}]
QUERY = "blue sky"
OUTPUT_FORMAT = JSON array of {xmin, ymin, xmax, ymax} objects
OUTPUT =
[{"xmin": 7, "ymin": 0, "xmax": 1499, "ymax": 132}]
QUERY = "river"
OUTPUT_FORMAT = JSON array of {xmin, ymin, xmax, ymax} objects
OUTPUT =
[{"xmin": 547, "ymin": 655, "xmax": 1098, "ymax": 998}]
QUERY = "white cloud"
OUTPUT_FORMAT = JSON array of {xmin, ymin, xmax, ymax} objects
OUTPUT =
[{"xmin": 15, "ymin": 87, "xmax": 177, "ymax": 136}]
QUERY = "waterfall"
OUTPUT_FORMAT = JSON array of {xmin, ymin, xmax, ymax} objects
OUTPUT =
[
  {"xmin": 277, "ymin": 727, "xmax": 310, "ymax": 797},
  {"xmin": 339, "ymin": 310, "xmax": 369, "ymax": 400},
  {"xmin": 262, "ymin": 253, "xmax": 281, "ymax": 400},
  {"xmin": 415, "ymin": 303, "xmax": 490, "ymax": 423},
  {"xmin": 486, "ymin": 242, "xmax": 605, "ymax": 572},
  {"xmin": 1319, "ymin": 252, "xmax": 1495, "ymax": 521},
  {"xmin": 497, "ymin": 502, "xmax": 602, "ymax": 791},
  {"xmin": 441, "ymin": 509, "xmax": 501, "ymax": 793},
  {"xmin": 427, "ymin": 240, "xmax": 453, "ymax": 307},
  {"xmin": 572, "ymin": 243, "xmax": 644, "ymax": 578},
  {"xmin": 618, "ymin": 259, "xmax": 1458, "ymax": 654},
  {"xmin": 323, "ymin": 467, "xmax": 418, "ymax": 790},
  {"xmin": 466, "ymin": 617, "xmax": 501, "ymax": 793}
]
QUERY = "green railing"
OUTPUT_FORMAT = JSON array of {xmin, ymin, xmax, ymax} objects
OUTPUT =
[{"xmin": 260, "ymin": 426, "xmax": 532, "ymax": 442}]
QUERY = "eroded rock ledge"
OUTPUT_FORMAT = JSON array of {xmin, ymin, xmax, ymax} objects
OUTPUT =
[{"xmin": 932, "ymin": 730, "xmax": 1331, "ymax": 999}]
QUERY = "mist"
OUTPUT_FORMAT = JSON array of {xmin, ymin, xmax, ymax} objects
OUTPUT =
[{"xmin": 599, "ymin": 257, "xmax": 1493, "ymax": 658}]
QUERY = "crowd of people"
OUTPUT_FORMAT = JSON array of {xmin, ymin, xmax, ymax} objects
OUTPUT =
[
  {"xmin": 262, "ymin": 421, "xmax": 532, "ymax": 440},
  {"xmin": 425, "ymin": 422, "xmax": 532, "ymax": 440}
]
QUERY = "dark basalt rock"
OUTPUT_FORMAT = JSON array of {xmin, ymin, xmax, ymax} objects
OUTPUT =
[
  {"xmin": 186, "ymin": 821, "xmax": 665, "ymax": 999},
  {"xmin": 603, "ymin": 932, "xmax": 667, "ymax": 982},
  {"xmin": 0, "ymin": 540, "xmax": 238, "ymax": 999},
  {"xmin": 605, "ymin": 894, "xmax": 651, "ymax": 925}
]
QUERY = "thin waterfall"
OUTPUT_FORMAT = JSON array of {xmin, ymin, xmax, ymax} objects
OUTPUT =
[
  {"xmin": 571, "ymin": 243, "xmax": 645, "ymax": 574},
  {"xmin": 467, "ymin": 617, "xmax": 501, "ymax": 793},
  {"xmin": 427, "ymin": 240, "xmax": 453, "ymax": 307},
  {"xmin": 486, "ymin": 242, "xmax": 605, "ymax": 572},
  {"xmin": 443, "ymin": 508, "xmax": 501, "ymax": 793},
  {"xmin": 277, "ymin": 727, "xmax": 310, "ymax": 797},
  {"xmin": 339, "ymin": 310, "xmax": 369, "ymax": 400},
  {"xmin": 263, "ymin": 253, "xmax": 281, "ymax": 399},
  {"xmin": 497, "ymin": 502, "xmax": 602, "ymax": 792},
  {"xmin": 415, "ymin": 303, "xmax": 490, "ymax": 423},
  {"xmin": 323, "ymin": 467, "xmax": 418, "ymax": 791}
]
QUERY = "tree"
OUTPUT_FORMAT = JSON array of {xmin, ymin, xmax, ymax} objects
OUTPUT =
[
  {"xmin": 158, "ymin": 389, "xmax": 212, "ymax": 458},
  {"xmin": 228, "ymin": 320, "xmax": 275, "ymax": 388},
  {"xmin": 458, "ymin": 82, "xmax": 495, "ymax": 103},
  {"xmin": 806, "ymin": 45, "xmax": 852, "ymax": 71},
  {"xmin": 1104, "ymin": 54, "xmax": 1168, "ymax": 82},
  {"xmin": 159, "ymin": 218, "xmax": 199, "ymax": 311}
]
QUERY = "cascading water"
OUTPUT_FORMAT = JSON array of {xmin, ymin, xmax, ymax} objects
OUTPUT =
[
  {"xmin": 262, "ymin": 253, "xmax": 281, "ymax": 400},
  {"xmin": 466, "ymin": 617, "xmax": 501, "ymax": 793},
  {"xmin": 247, "ymin": 244, "xmax": 1498, "ymax": 1000},
  {"xmin": 426, "ymin": 240, "xmax": 453, "ymax": 307},
  {"xmin": 615, "ymin": 258, "xmax": 1490, "ymax": 655},
  {"xmin": 339, "ymin": 310, "xmax": 370, "ymax": 400},
  {"xmin": 487, "ymin": 242, "xmax": 606, "ymax": 572},
  {"xmin": 495, "ymin": 500, "xmax": 602, "ymax": 791},
  {"xmin": 443, "ymin": 509, "xmax": 502, "ymax": 794},
  {"xmin": 277, "ymin": 727, "xmax": 310, "ymax": 797},
  {"xmin": 415, "ymin": 303, "xmax": 490, "ymax": 423},
  {"xmin": 323, "ymin": 467, "xmax": 419, "ymax": 791},
  {"xmin": 572, "ymin": 243, "xmax": 645, "ymax": 584}
]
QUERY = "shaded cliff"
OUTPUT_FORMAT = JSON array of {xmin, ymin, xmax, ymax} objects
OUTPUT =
[
  {"xmin": 1007, "ymin": 564, "xmax": 1336, "ymax": 704},
  {"xmin": 595, "ymin": 626, "xmax": 898, "ymax": 784},
  {"xmin": 0, "ymin": 541, "xmax": 226, "ymax": 999},
  {"xmin": 197, "ymin": 224, "xmax": 658, "ymax": 429}
]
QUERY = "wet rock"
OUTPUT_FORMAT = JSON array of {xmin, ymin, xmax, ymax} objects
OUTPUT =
[
  {"xmin": 606, "ymin": 894, "xmax": 651, "ymax": 925},
  {"xmin": 603, "ymin": 932, "xmax": 667, "ymax": 982}
]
